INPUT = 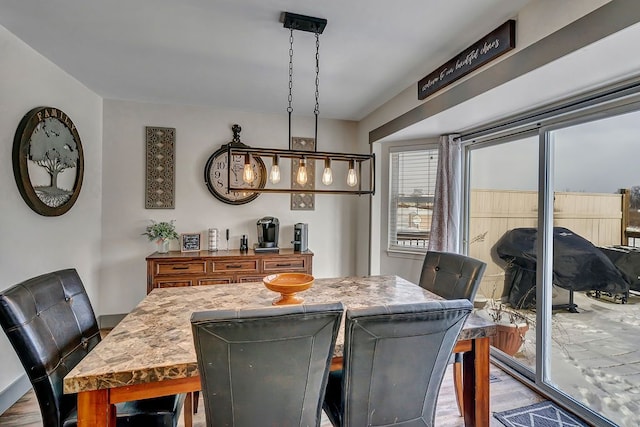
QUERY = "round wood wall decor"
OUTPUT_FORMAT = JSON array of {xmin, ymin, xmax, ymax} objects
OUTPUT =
[{"xmin": 12, "ymin": 106, "xmax": 84, "ymax": 216}]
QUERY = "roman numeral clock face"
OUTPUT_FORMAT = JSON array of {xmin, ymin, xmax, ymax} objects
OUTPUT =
[{"xmin": 204, "ymin": 143, "xmax": 266, "ymax": 205}]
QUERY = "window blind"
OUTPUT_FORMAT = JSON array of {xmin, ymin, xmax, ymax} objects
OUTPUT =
[{"xmin": 388, "ymin": 148, "xmax": 438, "ymax": 251}]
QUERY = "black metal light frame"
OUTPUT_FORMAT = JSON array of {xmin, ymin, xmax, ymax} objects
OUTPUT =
[
  {"xmin": 227, "ymin": 145, "xmax": 375, "ymax": 195},
  {"xmin": 226, "ymin": 12, "xmax": 376, "ymax": 196}
]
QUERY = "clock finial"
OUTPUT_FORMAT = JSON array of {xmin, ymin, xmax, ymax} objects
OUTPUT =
[{"xmin": 231, "ymin": 124, "xmax": 242, "ymax": 142}]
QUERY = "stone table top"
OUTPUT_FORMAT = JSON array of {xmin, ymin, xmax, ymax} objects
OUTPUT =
[{"xmin": 64, "ymin": 275, "xmax": 495, "ymax": 393}]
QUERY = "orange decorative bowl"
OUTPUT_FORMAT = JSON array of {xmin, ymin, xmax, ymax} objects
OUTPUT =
[{"xmin": 263, "ymin": 273, "xmax": 314, "ymax": 305}]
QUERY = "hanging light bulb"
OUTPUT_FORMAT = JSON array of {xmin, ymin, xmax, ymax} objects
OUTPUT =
[
  {"xmin": 347, "ymin": 160, "xmax": 358, "ymax": 187},
  {"xmin": 296, "ymin": 158, "xmax": 308, "ymax": 185},
  {"xmin": 270, "ymin": 155, "xmax": 281, "ymax": 184},
  {"xmin": 243, "ymin": 153, "xmax": 255, "ymax": 183},
  {"xmin": 322, "ymin": 158, "xmax": 333, "ymax": 185}
]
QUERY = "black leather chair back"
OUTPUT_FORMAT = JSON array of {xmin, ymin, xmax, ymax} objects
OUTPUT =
[
  {"xmin": 0, "ymin": 269, "xmax": 101, "ymax": 426},
  {"xmin": 418, "ymin": 250, "xmax": 487, "ymax": 301},
  {"xmin": 323, "ymin": 299, "xmax": 473, "ymax": 427},
  {"xmin": 0, "ymin": 268, "xmax": 184, "ymax": 427},
  {"xmin": 191, "ymin": 302, "xmax": 344, "ymax": 427}
]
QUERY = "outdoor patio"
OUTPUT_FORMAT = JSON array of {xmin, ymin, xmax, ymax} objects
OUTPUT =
[{"xmin": 506, "ymin": 290, "xmax": 640, "ymax": 426}]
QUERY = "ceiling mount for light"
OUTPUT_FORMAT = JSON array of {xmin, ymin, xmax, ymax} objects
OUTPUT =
[
  {"xmin": 227, "ymin": 11, "xmax": 375, "ymax": 196},
  {"xmin": 282, "ymin": 12, "xmax": 327, "ymax": 34}
]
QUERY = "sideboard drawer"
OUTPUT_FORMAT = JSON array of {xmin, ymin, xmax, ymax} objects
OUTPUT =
[
  {"xmin": 155, "ymin": 261, "xmax": 206, "ymax": 276},
  {"xmin": 212, "ymin": 260, "xmax": 259, "ymax": 272},
  {"xmin": 262, "ymin": 257, "xmax": 307, "ymax": 272},
  {"xmin": 155, "ymin": 277, "xmax": 195, "ymax": 288},
  {"xmin": 238, "ymin": 275, "xmax": 267, "ymax": 283},
  {"xmin": 199, "ymin": 277, "xmax": 234, "ymax": 286}
]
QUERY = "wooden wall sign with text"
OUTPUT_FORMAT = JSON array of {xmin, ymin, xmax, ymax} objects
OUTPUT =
[{"xmin": 417, "ymin": 20, "xmax": 516, "ymax": 100}]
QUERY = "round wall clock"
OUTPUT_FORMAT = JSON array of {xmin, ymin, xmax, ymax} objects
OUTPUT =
[
  {"xmin": 12, "ymin": 106, "xmax": 84, "ymax": 216},
  {"xmin": 204, "ymin": 125, "xmax": 266, "ymax": 205}
]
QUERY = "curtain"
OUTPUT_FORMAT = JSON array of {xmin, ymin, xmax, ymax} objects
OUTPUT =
[{"xmin": 428, "ymin": 134, "xmax": 461, "ymax": 252}]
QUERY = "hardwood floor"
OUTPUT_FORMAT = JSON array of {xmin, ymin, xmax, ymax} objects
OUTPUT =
[{"xmin": 0, "ymin": 363, "xmax": 544, "ymax": 426}]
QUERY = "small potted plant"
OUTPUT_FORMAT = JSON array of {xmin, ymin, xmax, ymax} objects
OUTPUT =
[
  {"xmin": 482, "ymin": 296, "xmax": 531, "ymax": 356},
  {"xmin": 476, "ymin": 275, "xmax": 534, "ymax": 356},
  {"xmin": 142, "ymin": 220, "xmax": 179, "ymax": 253}
]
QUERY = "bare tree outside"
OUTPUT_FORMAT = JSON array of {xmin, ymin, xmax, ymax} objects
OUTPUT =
[
  {"xmin": 629, "ymin": 185, "xmax": 640, "ymax": 232},
  {"xmin": 630, "ymin": 186, "xmax": 640, "ymax": 209}
]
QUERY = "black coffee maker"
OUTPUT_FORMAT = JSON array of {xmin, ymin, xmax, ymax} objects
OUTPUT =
[{"xmin": 256, "ymin": 217, "xmax": 279, "ymax": 252}]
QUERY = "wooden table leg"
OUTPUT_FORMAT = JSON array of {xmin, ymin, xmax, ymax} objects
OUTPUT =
[
  {"xmin": 77, "ymin": 389, "xmax": 115, "ymax": 427},
  {"xmin": 462, "ymin": 337, "xmax": 490, "ymax": 427},
  {"xmin": 330, "ymin": 356, "xmax": 344, "ymax": 371},
  {"xmin": 183, "ymin": 391, "xmax": 194, "ymax": 427}
]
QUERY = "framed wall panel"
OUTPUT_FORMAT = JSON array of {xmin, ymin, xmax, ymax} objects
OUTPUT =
[{"xmin": 145, "ymin": 126, "xmax": 175, "ymax": 209}]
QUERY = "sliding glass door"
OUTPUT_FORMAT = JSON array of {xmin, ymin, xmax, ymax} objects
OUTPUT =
[
  {"xmin": 546, "ymin": 110, "xmax": 640, "ymax": 426},
  {"xmin": 463, "ymin": 102, "xmax": 640, "ymax": 427},
  {"xmin": 466, "ymin": 134, "xmax": 539, "ymax": 373}
]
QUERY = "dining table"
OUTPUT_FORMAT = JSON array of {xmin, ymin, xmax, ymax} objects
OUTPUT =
[{"xmin": 63, "ymin": 275, "xmax": 496, "ymax": 427}]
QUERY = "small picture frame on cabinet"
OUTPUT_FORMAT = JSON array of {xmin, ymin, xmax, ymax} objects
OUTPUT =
[{"xmin": 180, "ymin": 233, "xmax": 201, "ymax": 252}]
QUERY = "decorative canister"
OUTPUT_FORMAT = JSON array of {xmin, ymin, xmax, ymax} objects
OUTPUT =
[{"xmin": 208, "ymin": 228, "xmax": 219, "ymax": 251}]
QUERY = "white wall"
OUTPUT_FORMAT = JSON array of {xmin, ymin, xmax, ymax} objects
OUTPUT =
[
  {"xmin": 0, "ymin": 25, "xmax": 103, "ymax": 407},
  {"xmin": 99, "ymin": 99, "xmax": 360, "ymax": 315}
]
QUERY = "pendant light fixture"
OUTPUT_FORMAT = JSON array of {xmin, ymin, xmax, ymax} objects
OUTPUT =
[
  {"xmin": 322, "ymin": 158, "xmax": 333, "ymax": 185},
  {"xmin": 242, "ymin": 153, "xmax": 255, "ymax": 184},
  {"xmin": 269, "ymin": 155, "xmax": 281, "ymax": 184},
  {"xmin": 296, "ymin": 158, "xmax": 308, "ymax": 185},
  {"xmin": 227, "ymin": 12, "xmax": 375, "ymax": 196},
  {"xmin": 347, "ymin": 160, "xmax": 358, "ymax": 187}
]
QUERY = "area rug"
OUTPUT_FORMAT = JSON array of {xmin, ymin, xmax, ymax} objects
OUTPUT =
[{"xmin": 494, "ymin": 401, "xmax": 588, "ymax": 427}]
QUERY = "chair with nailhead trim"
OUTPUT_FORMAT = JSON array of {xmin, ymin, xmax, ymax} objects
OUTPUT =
[{"xmin": 0, "ymin": 268, "xmax": 185, "ymax": 427}]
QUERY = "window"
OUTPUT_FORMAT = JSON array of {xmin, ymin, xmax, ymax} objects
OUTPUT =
[{"xmin": 388, "ymin": 148, "xmax": 438, "ymax": 252}]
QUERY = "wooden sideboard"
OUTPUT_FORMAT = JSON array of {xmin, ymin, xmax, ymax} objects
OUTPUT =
[{"xmin": 146, "ymin": 249, "xmax": 313, "ymax": 293}]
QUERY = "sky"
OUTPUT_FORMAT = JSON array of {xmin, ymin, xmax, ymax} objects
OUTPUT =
[{"xmin": 470, "ymin": 109, "xmax": 640, "ymax": 194}]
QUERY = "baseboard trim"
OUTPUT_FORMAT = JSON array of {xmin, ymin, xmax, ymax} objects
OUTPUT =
[
  {"xmin": 0, "ymin": 374, "xmax": 31, "ymax": 415},
  {"xmin": 98, "ymin": 313, "xmax": 127, "ymax": 329}
]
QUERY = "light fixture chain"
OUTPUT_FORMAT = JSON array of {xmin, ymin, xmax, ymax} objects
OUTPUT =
[
  {"xmin": 288, "ymin": 29, "xmax": 294, "ymax": 114},
  {"xmin": 288, "ymin": 28, "xmax": 294, "ymax": 150},
  {"xmin": 314, "ymin": 32, "xmax": 320, "ymax": 116},
  {"xmin": 314, "ymin": 31, "xmax": 320, "ymax": 149}
]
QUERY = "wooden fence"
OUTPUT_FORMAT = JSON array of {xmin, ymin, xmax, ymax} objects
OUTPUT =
[{"xmin": 468, "ymin": 189, "xmax": 623, "ymax": 299}]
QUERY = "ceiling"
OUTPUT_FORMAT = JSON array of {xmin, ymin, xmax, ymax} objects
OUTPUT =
[{"xmin": 0, "ymin": 0, "xmax": 530, "ymax": 122}]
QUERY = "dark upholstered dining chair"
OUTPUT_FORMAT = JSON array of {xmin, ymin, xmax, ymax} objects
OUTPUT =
[
  {"xmin": 323, "ymin": 300, "xmax": 473, "ymax": 427},
  {"xmin": 190, "ymin": 302, "xmax": 344, "ymax": 427},
  {"xmin": 418, "ymin": 250, "xmax": 487, "ymax": 415},
  {"xmin": 418, "ymin": 250, "xmax": 487, "ymax": 301},
  {"xmin": 0, "ymin": 268, "xmax": 185, "ymax": 427}
]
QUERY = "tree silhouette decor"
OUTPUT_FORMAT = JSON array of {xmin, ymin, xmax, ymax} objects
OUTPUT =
[{"xmin": 13, "ymin": 107, "xmax": 84, "ymax": 216}]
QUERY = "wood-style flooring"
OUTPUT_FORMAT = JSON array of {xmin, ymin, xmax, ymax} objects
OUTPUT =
[{"xmin": 0, "ymin": 362, "xmax": 545, "ymax": 426}]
